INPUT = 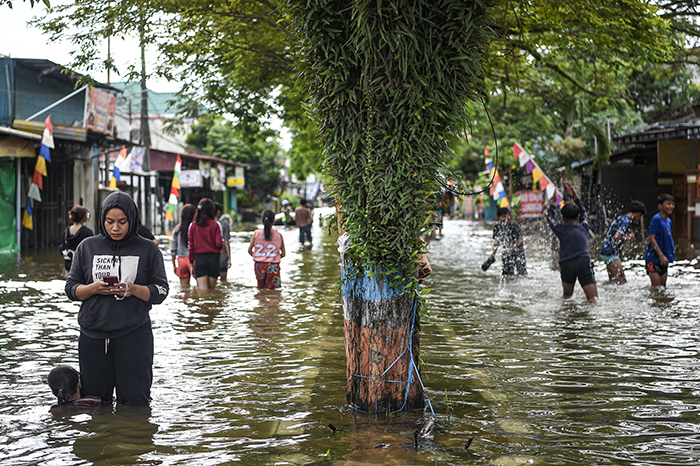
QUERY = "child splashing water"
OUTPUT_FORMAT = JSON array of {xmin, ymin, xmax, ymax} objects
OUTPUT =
[{"xmin": 248, "ymin": 210, "xmax": 286, "ymax": 289}]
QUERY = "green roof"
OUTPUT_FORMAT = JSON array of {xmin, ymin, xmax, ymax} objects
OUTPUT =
[{"xmin": 111, "ymin": 81, "xmax": 180, "ymax": 116}]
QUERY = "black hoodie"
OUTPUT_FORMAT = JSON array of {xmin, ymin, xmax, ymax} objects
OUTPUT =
[{"xmin": 65, "ymin": 192, "xmax": 169, "ymax": 339}]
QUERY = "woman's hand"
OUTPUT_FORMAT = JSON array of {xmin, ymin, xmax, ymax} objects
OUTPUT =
[
  {"xmin": 75, "ymin": 279, "xmax": 113, "ymax": 300},
  {"xmin": 110, "ymin": 282, "xmax": 130, "ymax": 300},
  {"xmin": 111, "ymin": 282, "xmax": 150, "ymax": 301}
]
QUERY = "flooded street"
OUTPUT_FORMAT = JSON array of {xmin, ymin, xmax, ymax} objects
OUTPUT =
[{"xmin": 2, "ymin": 209, "xmax": 700, "ymax": 465}]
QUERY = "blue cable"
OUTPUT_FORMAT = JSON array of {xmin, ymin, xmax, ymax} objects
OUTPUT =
[{"xmin": 347, "ymin": 292, "xmax": 435, "ymax": 416}]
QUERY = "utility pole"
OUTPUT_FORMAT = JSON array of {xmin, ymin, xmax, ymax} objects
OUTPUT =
[{"xmin": 139, "ymin": 13, "xmax": 152, "ymax": 229}]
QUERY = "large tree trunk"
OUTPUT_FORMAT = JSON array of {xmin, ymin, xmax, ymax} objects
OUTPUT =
[{"xmin": 340, "ymin": 240, "xmax": 423, "ymax": 413}]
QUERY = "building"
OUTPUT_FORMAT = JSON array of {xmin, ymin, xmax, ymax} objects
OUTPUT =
[
  {"xmin": 0, "ymin": 57, "xmax": 119, "ymax": 252},
  {"xmin": 573, "ymin": 119, "xmax": 699, "ymax": 254}
]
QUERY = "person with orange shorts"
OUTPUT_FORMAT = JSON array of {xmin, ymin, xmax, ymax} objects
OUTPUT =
[{"xmin": 170, "ymin": 204, "xmax": 196, "ymax": 288}]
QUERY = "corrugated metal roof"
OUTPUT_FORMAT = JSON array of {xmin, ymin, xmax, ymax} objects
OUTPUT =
[{"xmin": 13, "ymin": 59, "xmax": 119, "ymax": 92}]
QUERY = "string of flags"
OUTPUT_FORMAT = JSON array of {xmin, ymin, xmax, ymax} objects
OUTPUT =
[
  {"xmin": 513, "ymin": 142, "xmax": 563, "ymax": 205},
  {"xmin": 165, "ymin": 155, "xmax": 182, "ymax": 222},
  {"xmin": 22, "ymin": 116, "xmax": 54, "ymax": 230},
  {"xmin": 484, "ymin": 146, "xmax": 509, "ymax": 208}
]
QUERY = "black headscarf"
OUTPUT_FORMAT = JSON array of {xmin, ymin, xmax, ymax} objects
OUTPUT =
[
  {"xmin": 98, "ymin": 191, "xmax": 139, "ymax": 245},
  {"xmin": 98, "ymin": 192, "xmax": 140, "ymax": 278}
]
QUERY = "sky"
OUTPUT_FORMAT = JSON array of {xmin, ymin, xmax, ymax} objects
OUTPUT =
[{"xmin": 0, "ymin": 1, "xmax": 181, "ymax": 93}]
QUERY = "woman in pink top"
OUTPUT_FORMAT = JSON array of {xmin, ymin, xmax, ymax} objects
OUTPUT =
[
  {"xmin": 248, "ymin": 210, "xmax": 286, "ymax": 289},
  {"xmin": 188, "ymin": 198, "xmax": 223, "ymax": 290}
]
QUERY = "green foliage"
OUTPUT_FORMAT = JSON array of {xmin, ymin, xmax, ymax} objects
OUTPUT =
[
  {"xmin": 1, "ymin": 0, "xmax": 50, "ymax": 8},
  {"xmin": 628, "ymin": 63, "xmax": 700, "ymax": 123},
  {"xmin": 188, "ymin": 117, "xmax": 282, "ymax": 201},
  {"xmin": 551, "ymin": 137, "xmax": 587, "ymax": 166},
  {"xmin": 237, "ymin": 192, "xmax": 257, "ymax": 208},
  {"xmin": 291, "ymin": 0, "xmax": 493, "ymax": 284}
]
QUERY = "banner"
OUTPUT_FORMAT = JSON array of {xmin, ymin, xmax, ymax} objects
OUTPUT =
[
  {"xmin": 84, "ymin": 88, "xmax": 116, "ymax": 135},
  {"xmin": 516, "ymin": 190, "xmax": 544, "ymax": 218},
  {"xmin": 227, "ymin": 165, "xmax": 245, "ymax": 187}
]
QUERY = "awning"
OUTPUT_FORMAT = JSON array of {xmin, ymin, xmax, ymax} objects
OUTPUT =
[{"xmin": 13, "ymin": 119, "xmax": 87, "ymax": 142}]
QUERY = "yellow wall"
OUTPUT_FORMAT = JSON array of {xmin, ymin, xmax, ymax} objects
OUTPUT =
[{"xmin": 658, "ymin": 138, "xmax": 695, "ymax": 174}]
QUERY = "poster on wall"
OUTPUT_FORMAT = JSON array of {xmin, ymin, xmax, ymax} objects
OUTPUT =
[
  {"xmin": 84, "ymin": 88, "xmax": 116, "ymax": 136},
  {"xmin": 180, "ymin": 169, "xmax": 203, "ymax": 188}
]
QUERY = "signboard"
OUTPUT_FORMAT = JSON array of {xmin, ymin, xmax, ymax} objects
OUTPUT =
[
  {"xmin": 180, "ymin": 169, "xmax": 203, "ymax": 188},
  {"xmin": 84, "ymin": 88, "xmax": 116, "ymax": 135},
  {"xmin": 0, "ymin": 135, "xmax": 35, "ymax": 158},
  {"xmin": 516, "ymin": 190, "xmax": 544, "ymax": 218},
  {"xmin": 227, "ymin": 166, "xmax": 245, "ymax": 187}
]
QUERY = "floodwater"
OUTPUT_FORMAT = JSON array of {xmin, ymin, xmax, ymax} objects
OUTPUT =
[{"xmin": 2, "ymin": 208, "xmax": 700, "ymax": 465}]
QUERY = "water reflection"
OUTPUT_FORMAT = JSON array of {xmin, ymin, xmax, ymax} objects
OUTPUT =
[
  {"xmin": 2, "ymin": 213, "xmax": 700, "ymax": 465},
  {"xmin": 53, "ymin": 404, "xmax": 159, "ymax": 465}
]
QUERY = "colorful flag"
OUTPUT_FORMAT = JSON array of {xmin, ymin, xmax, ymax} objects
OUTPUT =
[
  {"xmin": 35, "ymin": 155, "xmax": 47, "ymax": 177},
  {"xmin": 525, "ymin": 159, "xmax": 536, "ymax": 174},
  {"xmin": 32, "ymin": 169, "xmax": 43, "ymax": 190},
  {"xmin": 545, "ymin": 183, "xmax": 556, "ymax": 199},
  {"xmin": 165, "ymin": 155, "xmax": 182, "ymax": 222},
  {"xmin": 41, "ymin": 115, "xmax": 54, "ymax": 152},
  {"xmin": 109, "ymin": 145, "xmax": 128, "ymax": 189},
  {"xmin": 500, "ymin": 197, "xmax": 509, "ymax": 208},
  {"xmin": 39, "ymin": 144, "xmax": 51, "ymax": 162},
  {"xmin": 513, "ymin": 142, "xmax": 523, "ymax": 160},
  {"xmin": 532, "ymin": 167, "xmax": 544, "ymax": 183},
  {"xmin": 126, "ymin": 146, "xmax": 146, "ymax": 172},
  {"xmin": 22, "ymin": 198, "xmax": 33, "ymax": 230},
  {"xmin": 27, "ymin": 182, "xmax": 42, "ymax": 202}
]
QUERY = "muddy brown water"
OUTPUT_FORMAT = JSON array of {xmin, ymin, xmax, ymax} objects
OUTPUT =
[{"xmin": 2, "ymin": 208, "xmax": 700, "ymax": 465}]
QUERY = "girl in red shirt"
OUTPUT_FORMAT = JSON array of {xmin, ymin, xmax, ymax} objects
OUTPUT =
[
  {"xmin": 248, "ymin": 210, "xmax": 286, "ymax": 289},
  {"xmin": 188, "ymin": 198, "xmax": 223, "ymax": 290}
]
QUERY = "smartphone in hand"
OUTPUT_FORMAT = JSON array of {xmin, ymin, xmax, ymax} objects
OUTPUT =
[{"xmin": 103, "ymin": 275, "xmax": 118, "ymax": 286}]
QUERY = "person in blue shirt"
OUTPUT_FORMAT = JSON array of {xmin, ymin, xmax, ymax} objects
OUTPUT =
[
  {"xmin": 600, "ymin": 201, "xmax": 646, "ymax": 284},
  {"xmin": 546, "ymin": 181, "xmax": 598, "ymax": 302},
  {"xmin": 644, "ymin": 194, "xmax": 675, "ymax": 289}
]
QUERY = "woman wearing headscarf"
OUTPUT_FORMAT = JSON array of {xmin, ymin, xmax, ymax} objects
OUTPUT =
[{"xmin": 65, "ymin": 192, "xmax": 169, "ymax": 403}]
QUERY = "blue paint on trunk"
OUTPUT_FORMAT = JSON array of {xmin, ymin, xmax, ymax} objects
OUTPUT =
[{"xmin": 341, "ymin": 265, "xmax": 406, "ymax": 301}]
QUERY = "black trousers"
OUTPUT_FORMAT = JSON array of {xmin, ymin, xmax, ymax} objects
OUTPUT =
[{"xmin": 79, "ymin": 321, "xmax": 154, "ymax": 404}]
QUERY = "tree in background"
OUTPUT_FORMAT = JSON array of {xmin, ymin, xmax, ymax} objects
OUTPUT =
[{"xmin": 186, "ymin": 118, "xmax": 282, "ymax": 202}]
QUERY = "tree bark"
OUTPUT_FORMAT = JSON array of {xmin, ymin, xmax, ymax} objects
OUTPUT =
[{"xmin": 340, "ymin": 238, "xmax": 423, "ymax": 413}]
